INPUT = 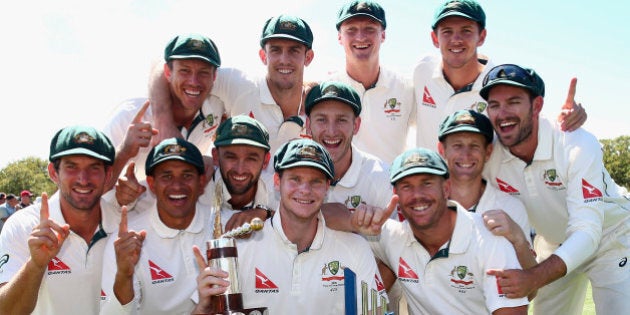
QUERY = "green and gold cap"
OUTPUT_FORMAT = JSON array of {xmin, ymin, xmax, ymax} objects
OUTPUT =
[
  {"xmin": 274, "ymin": 139, "xmax": 335, "ymax": 180},
  {"xmin": 336, "ymin": 1, "xmax": 386, "ymax": 30},
  {"xmin": 432, "ymin": 0, "xmax": 486, "ymax": 29},
  {"xmin": 145, "ymin": 138, "xmax": 204, "ymax": 176},
  {"xmin": 305, "ymin": 81, "xmax": 362, "ymax": 116},
  {"xmin": 214, "ymin": 115, "xmax": 270, "ymax": 151},
  {"xmin": 438, "ymin": 109, "xmax": 493, "ymax": 143},
  {"xmin": 49, "ymin": 126, "xmax": 115, "ymax": 165},
  {"xmin": 164, "ymin": 34, "xmax": 221, "ymax": 68},
  {"xmin": 260, "ymin": 15, "xmax": 313, "ymax": 49},
  {"xmin": 390, "ymin": 148, "xmax": 449, "ymax": 184}
]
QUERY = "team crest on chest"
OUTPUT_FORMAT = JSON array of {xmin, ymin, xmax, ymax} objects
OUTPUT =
[
  {"xmin": 321, "ymin": 260, "xmax": 345, "ymax": 290},
  {"xmin": 471, "ymin": 101, "xmax": 487, "ymax": 113},
  {"xmin": 449, "ymin": 265, "xmax": 475, "ymax": 292},
  {"xmin": 203, "ymin": 114, "xmax": 219, "ymax": 134},
  {"xmin": 542, "ymin": 168, "xmax": 566, "ymax": 191},
  {"xmin": 383, "ymin": 97, "xmax": 401, "ymax": 120},
  {"xmin": 344, "ymin": 195, "xmax": 363, "ymax": 210}
]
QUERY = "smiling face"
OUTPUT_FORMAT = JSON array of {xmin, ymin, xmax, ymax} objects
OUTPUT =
[
  {"xmin": 49, "ymin": 155, "xmax": 111, "ymax": 213},
  {"xmin": 394, "ymin": 173, "xmax": 450, "ymax": 232},
  {"xmin": 431, "ymin": 16, "xmax": 486, "ymax": 71},
  {"xmin": 214, "ymin": 145, "xmax": 270, "ymax": 197},
  {"xmin": 275, "ymin": 166, "xmax": 330, "ymax": 223},
  {"xmin": 260, "ymin": 38, "xmax": 313, "ymax": 91},
  {"xmin": 165, "ymin": 58, "xmax": 217, "ymax": 119},
  {"xmin": 439, "ymin": 132, "xmax": 492, "ymax": 182},
  {"xmin": 338, "ymin": 16, "xmax": 385, "ymax": 64},
  {"xmin": 306, "ymin": 100, "xmax": 360, "ymax": 166},
  {"xmin": 486, "ymin": 85, "xmax": 542, "ymax": 149},
  {"xmin": 147, "ymin": 160, "xmax": 206, "ymax": 229}
]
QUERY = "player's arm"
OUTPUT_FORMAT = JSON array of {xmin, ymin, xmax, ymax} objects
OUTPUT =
[
  {"xmin": 321, "ymin": 196, "xmax": 398, "ymax": 235},
  {"xmin": 0, "ymin": 194, "xmax": 70, "ymax": 315},
  {"xmin": 557, "ymin": 78, "xmax": 587, "ymax": 131},
  {"xmin": 191, "ymin": 245, "xmax": 229, "ymax": 314},
  {"xmin": 147, "ymin": 61, "xmax": 183, "ymax": 145},
  {"xmin": 488, "ymin": 254, "xmax": 566, "ymax": 300},
  {"xmin": 112, "ymin": 207, "xmax": 146, "ymax": 305},
  {"xmin": 482, "ymin": 210, "xmax": 537, "ymax": 269},
  {"xmin": 492, "ymin": 305, "xmax": 528, "ymax": 315}
]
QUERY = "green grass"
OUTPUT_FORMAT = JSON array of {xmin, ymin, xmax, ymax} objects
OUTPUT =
[{"xmin": 528, "ymin": 282, "xmax": 595, "ymax": 314}]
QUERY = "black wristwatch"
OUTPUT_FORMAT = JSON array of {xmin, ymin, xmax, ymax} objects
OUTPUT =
[{"xmin": 253, "ymin": 204, "xmax": 274, "ymax": 220}]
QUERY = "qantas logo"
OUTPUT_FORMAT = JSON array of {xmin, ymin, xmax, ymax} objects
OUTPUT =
[
  {"xmin": 398, "ymin": 258, "xmax": 419, "ymax": 283},
  {"xmin": 422, "ymin": 86, "xmax": 436, "ymax": 107},
  {"xmin": 149, "ymin": 260, "xmax": 174, "ymax": 284},
  {"xmin": 255, "ymin": 268, "xmax": 279, "ymax": 293},
  {"xmin": 495, "ymin": 277, "xmax": 505, "ymax": 297},
  {"xmin": 47, "ymin": 257, "xmax": 71, "ymax": 275},
  {"xmin": 374, "ymin": 274, "xmax": 386, "ymax": 292},
  {"xmin": 101, "ymin": 289, "xmax": 107, "ymax": 301},
  {"xmin": 582, "ymin": 179, "xmax": 603, "ymax": 202},
  {"xmin": 496, "ymin": 178, "xmax": 519, "ymax": 195},
  {"xmin": 248, "ymin": 111, "xmax": 255, "ymax": 119}
]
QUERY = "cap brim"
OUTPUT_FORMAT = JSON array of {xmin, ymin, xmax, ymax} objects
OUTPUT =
[
  {"xmin": 433, "ymin": 12, "xmax": 478, "ymax": 28},
  {"xmin": 308, "ymin": 96, "xmax": 360, "ymax": 116},
  {"xmin": 391, "ymin": 167, "xmax": 447, "ymax": 185},
  {"xmin": 480, "ymin": 80, "xmax": 534, "ymax": 100},
  {"xmin": 277, "ymin": 161, "xmax": 334, "ymax": 180},
  {"xmin": 50, "ymin": 148, "xmax": 113, "ymax": 164},
  {"xmin": 261, "ymin": 35, "xmax": 311, "ymax": 48},
  {"xmin": 439, "ymin": 126, "xmax": 484, "ymax": 141},
  {"xmin": 337, "ymin": 14, "xmax": 385, "ymax": 29},
  {"xmin": 214, "ymin": 139, "xmax": 270, "ymax": 150},
  {"xmin": 168, "ymin": 55, "xmax": 220, "ymax": 67}
]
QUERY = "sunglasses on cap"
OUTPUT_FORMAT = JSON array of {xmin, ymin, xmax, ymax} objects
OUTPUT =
[{"xmin": 481, "ymin": 64, "xmax": 545, "ymax": 99}]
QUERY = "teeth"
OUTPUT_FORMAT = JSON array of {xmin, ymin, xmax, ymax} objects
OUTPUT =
[
  {"xmin": 354, "ymin": 44, "xmax": 369, "ymax": 49},
  {"xmin": 295, "ymin": 198, "xmax": 313, "ymax": 205},
  {"xmin": 75, "ymin": 188, "xmax": 91, "ymax": 194},
  {"xmin": 231, "ymin": 175, "xmax": 247, "ymax": 181},
  {"xmin": 500, "ymin": 121, "xmax": 516, "ymax": 128},
  {"xmin": 450, "ymin": 48, "xmax": 463, "ymax": 53},
  {"xmin": 323, "ymin": 139, "xmax": 341, "ymax": 145},
  {"xmin": 457, "ymin": 163, "xmax": 473, "ymax": 168},
  {"xmin": 169, "ymin": 194, "xmax": 186, "ymax": 200},
  {"xmin": 411, "ymin": 204, "xmax": 429, "ymax": 211},
  {"xmin": 184, "ymin": 89, "xmax": 200, "ymax": 96},
  {"xmin": 278, "ymin": 69, "xmax": 292, "ymax": 74}
]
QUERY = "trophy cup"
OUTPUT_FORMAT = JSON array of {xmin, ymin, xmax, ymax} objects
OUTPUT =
[
  {"xmin": 344, "ymin": 268, "xmax": 394, "ymax": 315},
  {"xmin": 206, "ymin": 214, "xmax": 268, "ymax": 315}
]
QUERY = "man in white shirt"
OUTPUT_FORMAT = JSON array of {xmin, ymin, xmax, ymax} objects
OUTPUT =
[
  {"xmin": 0, "ymin": 125, "xmax": 118, "ymax": 314},
  {"xmin": 480, "ymin": 63, "xmax": 630, "ymax": 315}
]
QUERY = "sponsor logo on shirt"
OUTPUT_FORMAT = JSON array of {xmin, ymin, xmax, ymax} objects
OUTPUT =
[
  {"xmin": 495, "ymin": 277, "xmax": 505, "ymax": 297},
  {"xmin": 398, "ymin": 258, "xmax": 419, "ymax": 283},
  {"xmin": 149, "ymin": 260, "xmax": 174, "ymax": 284},
  {"xmin": 496, "ymin": 178, "xmax": 519, "ymax": 195},
  {"xmin": 344, "ymin": 195, "xmax": 364, "ymax": 211},
  {"xmin": 322, "ymin": 260, "xmax": 345, "ymax": 290},
  {"xmin": 620, "ymin": 257, "xmax": 628, "ymax": 268},
  {"xmin": 543, "ymin": 168, "xmax": 566, "ymax": 191},
  {"xmin": 101, "ymin": 289, "xmax": 107, "ymax": 301},
  {"xmin": 421, "ymin": 86, "xmax": 436, "ymax": 108},
  {"xmin": 449, "ymin": 265, "xmax": 476, "ymax": 292},
  {"xmin": 383, "ymin": 98, "xmax": 401, "ymax": 120},
  {"xmin": 47, "ymin": 257, "xmax": 71, "ymax": 275},
  {"xmin": 582, "ymin": 179, "xmax": 603, "ymax": 202},
  {"xmin": 255, "ymin": 268, "xmax": 279, "ymax": 293},
  {"xmin": 374, "ymin": 274, "xmax": 386, "ymax": 293}
]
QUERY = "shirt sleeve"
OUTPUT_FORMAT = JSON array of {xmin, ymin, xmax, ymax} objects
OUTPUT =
[
  {"xmin": 554, "ymin": 130, "xmax": 608, "ymax": 273},
  {"xmin": 0, "ymin": 210, "xmax": 37, "ymax": 284}
]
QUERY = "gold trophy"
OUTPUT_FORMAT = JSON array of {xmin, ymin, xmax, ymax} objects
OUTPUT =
[{"xmin": 206, "ymin": 208, "xmax": 268, "ymax": 315}]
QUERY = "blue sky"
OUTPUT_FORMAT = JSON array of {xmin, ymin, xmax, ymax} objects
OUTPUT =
[{"xmin": 1, "ymin": 0, "xmax": 628, "ymax": 169}]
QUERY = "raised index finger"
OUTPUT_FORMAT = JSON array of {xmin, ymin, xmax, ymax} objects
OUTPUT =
[
  {"xmin": 563, "ymin": 78, "xmax": 578, "ymax": 108},
  {"xmin": 39, "ymin": 192, "xmax": 49, "ymax": 222},
  {"xmin": 132, "ymin": 100, "xmax": 150, "ymax": 123},
  {"xmin": 118, "ymin": 206, "xmax": 129, "ymax": 237}
]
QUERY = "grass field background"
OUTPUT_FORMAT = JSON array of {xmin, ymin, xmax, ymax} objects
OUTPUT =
[{"xmin": 528, "ymin": 283, "xmax": 595, "ymax": 314}]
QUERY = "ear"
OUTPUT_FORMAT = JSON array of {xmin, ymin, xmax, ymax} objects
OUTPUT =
[
  {"xmin": 353, "ymin": 116, "xmax": 361, "ymax": 135},
  {"xmin": 304, "ymin": 49, "xmax": 314, "ymax": 67},
  {"xmin": 48, "ymin": 163, "xmax": 59, "ymax": 185},
  {"xmin": 163, "ymin": 63, "xmax": 172, "ymax": 81},
  {"xmin": 485, "ymin": 142, "xmax": 494, "ymax": 162},
  {"xmin": 273, "ymin": 172, "xmax": 280, "ymax": 190},
  {"xmin": 259, "ymin": 48, "xmax": 268, "ymax": 65},
  {"xmin": 442, "ymin": 178, "xmax": 452, "ymax": 200},
  {"xmin": 437, "ymin": 141, "xmax": 446, "ymax": 157},
  {"xmin": 381, "ymin": 29, "xmax": 386, "ymax": 43},
  {"xmin": 533, "ymin": 96, "xmax": 544, "ymax": 116},
  {"xmin": 305, "ymin": 116, "xmax": 312, "ymax": 134},
  {"xmin": 146, "ymin": 176, "xmax": 156, "ymax": 194},
  {"xmin": 262, "ymin": 152, "xmax": 271, "ymax": 169},
  {"xmin": 431, "ymin": 31, "xmax": 439, "ymax": 48},
  {"xmin": 477, "ymin": 28, "xmax": 487, "ymax": 47},
  {"xmin": 212, "ymin": 148, "xmax": 219, "ymax": 167}
]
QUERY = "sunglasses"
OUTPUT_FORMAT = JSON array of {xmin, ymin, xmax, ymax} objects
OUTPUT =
[{"xmin": 483, "ymin": 64, "xmax": 538, "ymax": 86}]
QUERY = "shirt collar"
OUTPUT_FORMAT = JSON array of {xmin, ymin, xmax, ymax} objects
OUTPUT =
[
  {"xmin": 334, "ymin": 145, "xmax": 361, "ymax": 187},
  {"xmin": 271, "ymin": 208, "xmax": 326, "ymax": 252},
  {"xmin": 150, "ymin": 200, "xmax": 205, "ymax": 238}
]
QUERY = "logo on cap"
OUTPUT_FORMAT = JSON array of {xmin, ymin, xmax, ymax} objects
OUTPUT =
[
  {"xmin": 231, "ymin": 124, "xmax": 249, "ymax": 137},
  {"xmin": 279, "ymin": 21, "xmax": 298, "ymax": 31},
  {"xmin": 187, "ymin": 39, "xmax": 207, "ymax": 52},
  {"xmin": 73, "ymin": 132, "xmax": 95, "ymax": 145},
  {"xmin": 355, "ymin": 2, "xmax": 373, "ymax": 12},
  {"xmin": 402, "ymin": 153, "xmax": 428, "ymax": 168},
  {"xmin": 454, "ymin": 111, "xmax": 475, "ymax": 125},
  {"xmin": 163, "ymin": 144, "xmax": 186, "ymax": 155},
  {"xmin": 298, "ymin": 145, "xmax": 322, "ymax": 161},
  {"xmin": 322, "ymin": 85, "xmax": 340, "ymax": 97}
]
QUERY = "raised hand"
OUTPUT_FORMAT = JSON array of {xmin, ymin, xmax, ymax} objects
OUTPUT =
[
  {"xmin": 120, "ymin": 100, "xmax": 157, "ymax": 160},
  {"xmin": 351, "ymin": 194, "xmax": 399, "ymax": 235},
  {"xmin": 115, "ymin": 162, "xmax": 147, "ymax": 206},
  {"xmin": 27, "ymin": 193, "xmax": 70, "ymax": 269},
  {"xmin": 482, "ymin": 209, "xmax": 527, "ymax": 246},
  {"xmin": 191, "ymin": 245, "xmax": 229, "ymax": 313},
  {"xmin": 113, "ymin": 206, "xmax": 146, "ymax": 278},
  {"xmin": 557, "ymin": 78, "xmax": 587, "ymax": 131}
]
